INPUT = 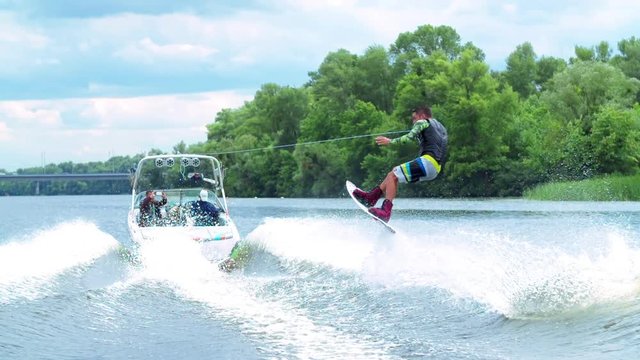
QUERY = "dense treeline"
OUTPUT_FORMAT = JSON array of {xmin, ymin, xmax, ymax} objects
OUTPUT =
[
  {"xmin": 190, "ymin": 25, "xmax": 640, "ymax": 197},
  {"xmin": 2, "ymin": 25, "xmax": 640, "ymax": 197}
]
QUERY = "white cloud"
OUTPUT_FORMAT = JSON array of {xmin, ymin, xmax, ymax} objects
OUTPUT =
[
  {"xmin": 0, "ymin": 13, "xmax": 54, "ymax": 75},
  {"xmin": 502, "ymin": 3, "xmax": 518, "ymax": 15},
  {"xmin": 78, "ymin": 91, "xmax": 250, "ymax": 129},
  {"xmin": 3, "ymin": 0, "xmax": 640, "ymax": 79},
  {"xmin": 1, "ymin": 0, "xmax": 639, "ymax": 171},
  {"xmin": 0, "ymin": 102, "xmax": 62, "ymax": 127},
  {"xmin": 74, "ymin": 13, "xmax": 267, "ymax": 70},
  {"xmin": 115, "ymin": 37, "xmax": 219, "ymax": 64},
  {"xmin": 0, "ymin": 13, "xmax": 48, "ymax": 47},
  {"xmin": 0, "ymin": 91, "xmax": 253, "ymax": 171},
  {"xmin": 0, "ymin": 121, "xmax": 10, "ymax": 141}
]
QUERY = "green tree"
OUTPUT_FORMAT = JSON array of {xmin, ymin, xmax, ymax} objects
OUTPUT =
[
  {"xmin": 611, "ymin": 36, "xmax": 640, "ymax": 80},
  {"xmin": 571, "ymin": 42, "xmax": 612, "ymax": 63},
  {"xmin": 541, "ymin": 61, "xmax": 640, "ymax": 130},
  {"xmin": 536, "ymin": 56, "xmax": 567, "ymax": 91},
  {"xmin": 338, "ymin": 101, "xmax": 390, "ymax": 184},
  {"xmin": 537, "ymin": 62, "xmax": 640, "ymax": 179},
  {"xmin": 252, "ymin": 83, "xmax": 309, "ymax": 146},
  {"xmin": 217, "ymin": 134, "xmax": 262, "ymax": 196},
  {"xmin": 427, "ymin": 48, "xmax": 518, "ymax": 196},
  {"xmin": 173, "ymin": 141, "xmax": 187, "ymax": 154},
  {"xmin": 509, "ymin": 97, "xmax": 564, "ymax": 184},
  {"xmin": 572, "ymin": 45, "xmax": 595, "ymax": 63},
  {"xmin": 590, "ymin": 104, "xmax": 640, "ymax": 174},
  {"xmin": 293, "ymin": 143, "xmax": 348, "ymax": 197},
  {"xmin": 297, "ymin": 100, "xmax": 390, "ymax": 194},
  {"xmin": 393, "ymin": 51, "xmax": 451, "ymax": 109},
  {"xmin": 307, "ymin": 49, "xmax": 359, "ymax": 112},
  {"xmin": 354, "ymin": 45, "xmax": 396, "ymax": 113},
  {"xmin": 504, "ymin": 42, "xmax": 537, "ymax": 98},
  {"xmin": 389, "ymin": 25, "xmax": 482, "ymax": 78},
  {"xmin": 206, "ymin": 108, "xmax": 243, "ymax": 142},
  {"xmin": 595, "ymin": 41, "xmax": 612, "ymax": 62}
]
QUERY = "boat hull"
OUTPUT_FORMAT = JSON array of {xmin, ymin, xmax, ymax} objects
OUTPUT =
[{"xmin": 127, "ymin": 210, "xmax": 240, "ymax": 262}]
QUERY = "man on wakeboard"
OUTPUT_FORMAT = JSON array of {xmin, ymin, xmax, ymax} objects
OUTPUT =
[{"xmin": 353, "ymin": 105, "xmax": 448, "ymax": 222}]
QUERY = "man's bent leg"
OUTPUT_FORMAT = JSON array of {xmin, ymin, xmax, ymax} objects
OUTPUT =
[
  {"xmin": 371, "ymin": 157, "xmax": 438, "ymax": 222},
  {"xmin": 370, "ymin": 171, "xmax": 398, "ymax": 222},
  {"xmin": 379, "ymin": 171, "xmax": 399, "ymax": 201}
]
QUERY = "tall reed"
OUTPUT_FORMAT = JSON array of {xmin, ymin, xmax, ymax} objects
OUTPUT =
[{"xmin": 524, "ymin": 174, "xmax": 640, "ymax": 201}]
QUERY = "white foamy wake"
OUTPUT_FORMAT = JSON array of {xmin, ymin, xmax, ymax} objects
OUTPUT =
[
  {"xmin": 121, "ymin": 230, "xmax": 396, "ymax": 359},
  {"xmin": 505, "ymin": 232, "xmax": 640, "ymax": 318},
  {"xmin": 245, "ymin": 218, "xmax": 640, "ymax": 318},
  {"xmin": 366, "ymin": 227, "xmax": 640, "ymax": 318},
  {"xmin": 246, "ymin": 217, "xmax": 388, "ymax": 271},
  {"xmin": 0, "ymin": 220, "xmax": 120, "ymax": 303}
]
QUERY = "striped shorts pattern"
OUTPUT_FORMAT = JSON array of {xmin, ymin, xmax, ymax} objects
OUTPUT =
[{"xmin": 392, "ymin": 155, "xmax": 440, "ymax": 183}]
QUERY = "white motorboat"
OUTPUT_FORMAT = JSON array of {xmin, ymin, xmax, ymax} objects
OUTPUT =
[{"xmin": 127, "ymin": 154, "xmax": 241, "ymax": 262}]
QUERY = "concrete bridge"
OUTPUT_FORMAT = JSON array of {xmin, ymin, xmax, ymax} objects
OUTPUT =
[{"xmin": 0, "ymin": 173, "xmax": 131, "ymax": 194}]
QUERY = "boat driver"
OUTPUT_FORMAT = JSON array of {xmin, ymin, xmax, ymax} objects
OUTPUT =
[{"xmin": 139, "ymin": 190, "xmax": 167, "ymax": 226}]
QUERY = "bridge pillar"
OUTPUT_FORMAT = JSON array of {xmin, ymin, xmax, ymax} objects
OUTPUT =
[{"xmin": 35, "ymin": 181, "xmax": 40, "ymax": 195}]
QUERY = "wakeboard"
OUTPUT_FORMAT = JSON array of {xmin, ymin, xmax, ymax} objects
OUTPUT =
[{"xmin": 346, "ymin": 180, "xmax": 396, "ymax": 234}]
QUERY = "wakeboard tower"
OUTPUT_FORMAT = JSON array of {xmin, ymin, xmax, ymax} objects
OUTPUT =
[{"xmin": 346, "ymin": 180, "xmax": 396, "ymax": 234}]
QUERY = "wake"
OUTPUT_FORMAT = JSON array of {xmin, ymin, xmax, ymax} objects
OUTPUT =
[
  {"xmin": 0, "ymin": 220, "xmax": 120, "ymax": 303},
  {"xmin": 244, "ymin": 217, "xmax": 640, "ymax": 319},
  {"xmin": 118, "ymin": 231, "xmax": 396, "ymax": 360}
]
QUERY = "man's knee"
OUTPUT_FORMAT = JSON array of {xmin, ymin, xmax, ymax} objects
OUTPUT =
[{"xmin": 385, "ymin": 170, "xmax": 398, "ymax": 184}]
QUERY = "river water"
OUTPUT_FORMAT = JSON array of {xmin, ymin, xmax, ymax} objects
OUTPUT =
[{"xmin": 1, "ymin": 195, "xmax": 639, "ymax": 359}]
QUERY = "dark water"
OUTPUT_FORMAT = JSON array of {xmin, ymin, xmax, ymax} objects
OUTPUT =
[{"xmin": 1, "ymin": 195, "xmax": 640, "ymax": 359}]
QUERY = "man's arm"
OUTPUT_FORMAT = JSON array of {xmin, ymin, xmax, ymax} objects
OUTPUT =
[
  {"xmin": 140, "ymin": 197, "xmax": 150, "ymax": 210},
  {"xmin": 153, "ymin": 192, "xmax": 168, "ymax": 206},
  {"xmin": 390, "ymin": 120, "xmax": 430, "ymax": 145},
  {"xmin": 375, "ymin": 120, "xmax": 430, "ymax": 146}
]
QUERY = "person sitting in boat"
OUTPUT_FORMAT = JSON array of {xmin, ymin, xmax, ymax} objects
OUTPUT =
[
  {"xmin": 190, "ymin": 189, "xmax": 220, "ymax": 226},
  {"xmin": 139, "ymin": 190, "xmax": 167, "ymax": 226}
]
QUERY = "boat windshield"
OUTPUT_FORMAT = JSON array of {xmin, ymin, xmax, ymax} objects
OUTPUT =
[
  {"xmin": 133, "ymin": 188, "xmax": 226, "ymax": 227},
  {"xmin": 131, "ymin": 155, "xmax": 228, "ymax": 227}
]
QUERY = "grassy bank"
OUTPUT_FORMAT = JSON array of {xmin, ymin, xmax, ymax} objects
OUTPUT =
[{"xmin": 524, "ymin": 174, "xmax": 640, "ymax": 201}]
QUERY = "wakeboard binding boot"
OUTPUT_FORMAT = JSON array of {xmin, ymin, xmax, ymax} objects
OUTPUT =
[
  {"xmin": 369, "ymin": 199, "xmax": 393, "ymax": 222},
  {"xmin": 352, "ymin": 186, "xmax": 382, "ymax": 208}
]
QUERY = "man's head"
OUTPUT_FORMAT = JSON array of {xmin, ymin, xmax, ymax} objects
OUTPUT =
[
  {"xmin": 412, "ymin": 106, "xmax": 432, "ymax": 122},
  {"xmin": 199, "ymin": 189, "xmax": 209, "ymax": 201},
  {"xmin": 145, "ymin": 190, "xmax": 154, "ymax": 198}
]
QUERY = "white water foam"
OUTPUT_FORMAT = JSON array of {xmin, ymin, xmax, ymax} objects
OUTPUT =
[
  {"xmin": 245, "ymin": 217, "xmax": 640, "ymax": 319},
  {"xmin": 0, "ymin": 220, "xmax": 120, "ymax": 303},
  {"xmin": 246, "ymin": 217, "xmax": 388, "ymax": 271},
  {"xmin": 505, "ymin": 231, "xmax": 640, "ymax": 318},
  {"xmin": 121, "ymin": 231, "xmax": 397, "ymax": 359}
]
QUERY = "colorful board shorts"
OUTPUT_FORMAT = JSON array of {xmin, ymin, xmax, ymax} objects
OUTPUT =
[{"xmin": 392, "ymin": 154, "xmax": 441, "ymax": 183}]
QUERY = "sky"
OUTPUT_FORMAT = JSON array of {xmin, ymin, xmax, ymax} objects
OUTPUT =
[{"xmin": 1, "ymin": 0, "xmax": 639, "ymax": 171}]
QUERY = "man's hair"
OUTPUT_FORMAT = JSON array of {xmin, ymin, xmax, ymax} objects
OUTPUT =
[{"xmin": 413, "ymin": 106, "xmax": 432, "ymax": 118}]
